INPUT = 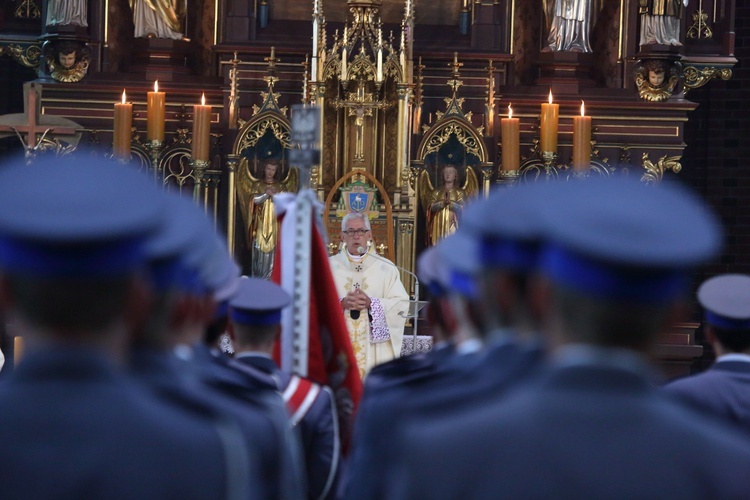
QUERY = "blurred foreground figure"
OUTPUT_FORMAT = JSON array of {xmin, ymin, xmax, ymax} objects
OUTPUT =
[
  {"xmin": 664, "ymin": 274, "xmax": 750, "ymax": 433},
  {"xmin": 346, "ymin": 183, "xmax": 553, "ymax": 499},
  {"xmin": 229, "ymin": 277, "xmax": 340, "ymax": 500},
  {"xmin": 131, "ymin": 192, "xmax": 300, "ymax": 499},
  {"xmin": 344, "ymin": 242, "xmax": 481, "ymax": 499},
  {"xmin": 0, "ymin": 157, "xmax": 232, "ymax": 498},
  {"xmin": 388, "ymin": 177, "xmax": 750, "ymax": 499}
]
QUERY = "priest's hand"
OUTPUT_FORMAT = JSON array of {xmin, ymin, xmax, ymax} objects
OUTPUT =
[
  {"xmin": 352, "ymin": 288, "xmax": 371, "ymax": 310},
  {"xmin": 343, "ymin": 289, "xmax": 370, "ymax": 311}
]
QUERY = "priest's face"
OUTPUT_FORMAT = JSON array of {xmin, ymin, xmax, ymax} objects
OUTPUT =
[{"xmin": 342, "ymin": 217, "xmax": 370, "ymax": 255}]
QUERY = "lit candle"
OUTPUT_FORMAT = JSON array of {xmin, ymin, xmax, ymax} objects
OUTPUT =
[
  {"xmin": 113, "ymin": 89, "xmax": 132, "ymax": 160},
  {"xmin": 303, "ymin": 55, "xmax": 309, "ymax": 101},
  {"xmin": 14, "ymin": 336, "xmax": 24, "ymax": 365},
  {"xmin": 376, "ymin": 29, "xmax": 383, "ymax": 83},
  {"xmin": 147, "ymin": 80, "xmax": 166, "ymax": 142},
  {"xmin": 501, "ymin": 104, "xmax": 520, "ymax": 172},
  {"xmin": 192, "ymin": 93, "xmax": 212, "ymax": 162},
  {"xmin": 540, "ymin": 89, "xmax": 559, "ymax": 154},
  {"xmin": 341, "ymin": 37, "xmax": 348, "ymax": 82},
  {"xmin": 573, "ymin": 100, "xmax": 592, "ymax": 172},
  {"xmin": 400, "ymin": 30, "xmax": 406, "ymax": 70}
]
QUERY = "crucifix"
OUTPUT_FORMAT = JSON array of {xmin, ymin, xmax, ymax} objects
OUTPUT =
[
  {"xmin": 0, "ymin": 83, "xmax": 79, "ymax": 157},
  {"xmin": 334, "ymin": 81, "xmax": 390, "ymax": 165}
]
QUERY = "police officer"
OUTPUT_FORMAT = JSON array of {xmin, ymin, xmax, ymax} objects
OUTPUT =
[
  {"xmin": 131, "ymin": 191, "xmax": 299, "ymax": 499},
  {"xmin": 0, "ymin": 156, "xmax": 233, "ymax": 498},
  {"xmin": 388, "ymin": 177, "xmax": 750, "ymax": 498},
  {"xmin": 664, "ymin": 273, "xmax": 750, "ymax": 432},
  {"xmin": 229, "ymin": 277, "xmax": 340, "ymax": 500}
]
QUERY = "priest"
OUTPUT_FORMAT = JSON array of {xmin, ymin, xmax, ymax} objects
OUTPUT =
[{"xmin": 329, "ymin": 213, "xmax": 408, "ymax": 378}]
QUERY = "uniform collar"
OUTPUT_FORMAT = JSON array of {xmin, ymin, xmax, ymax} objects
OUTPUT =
[{"xmin": 716, "ymin": 353, "xmax": 750, "ymax": 364}]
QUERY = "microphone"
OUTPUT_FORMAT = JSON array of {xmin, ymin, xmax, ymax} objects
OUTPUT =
[
  {"xmin": 349, "ymin": 245, "xmax": 367, "ymax": 319},
  {"xmin": 362, "ymin": 242, "xmax": 421, "ymax": 319}
]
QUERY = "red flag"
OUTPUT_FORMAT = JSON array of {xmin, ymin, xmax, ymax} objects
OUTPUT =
[{"xmin": 272, "ymin": 214, "xmax": 362, "ymax": 451}]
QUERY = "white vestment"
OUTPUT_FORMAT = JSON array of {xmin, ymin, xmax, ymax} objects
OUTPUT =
[{"xmin": 329, "ymin": 248, "xmax": 408, "ymax": 378}]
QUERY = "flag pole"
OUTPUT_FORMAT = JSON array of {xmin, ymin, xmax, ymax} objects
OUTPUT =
[{"xmin": 280, "ymin": 105, "xmax": 321, "ymax": 376}]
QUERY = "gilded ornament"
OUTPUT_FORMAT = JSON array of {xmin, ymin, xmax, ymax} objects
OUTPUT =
[
  {"xmin": 2, "ymin": 43, "xmax": 41, "ymax": 69},
  {"xmin": 640, "ymin": 153, "xmax": 682, "ymax": 184},
  {"xmin": 683, "ymin": 66, "xmax": 732, "ymax": 92},
  {"xmin": 15, "ymin": 0, "xmax": 40, "ymax": 19},
  {"xmin": 686, "ymin": 10, "xmax": 713, "ymax": 39}
]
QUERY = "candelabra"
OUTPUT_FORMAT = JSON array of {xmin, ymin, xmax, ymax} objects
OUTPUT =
[
  {"xmin": 190, "ymin": 159, "xmax": 210, "ymax": 203},
  {"xmin": 144, "ymin": 139, "xmax": 165, "ymax": 182}
]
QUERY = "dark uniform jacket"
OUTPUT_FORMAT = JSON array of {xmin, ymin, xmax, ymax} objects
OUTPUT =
[
  {"xmin": 386, "ymin": 358, "xmax": 750, "ymax": 499},
  {"xmin": 0, "ymin": 348, "xmax": 230, "ymax": 499},
  {"xmin": 345, "ymin": 338, "xmax": 543, "ymax": 500},
  {"xmin": 233, "ymin": 353, "xmax": 340, "ymax": 500},
  {"xmin": 664, "ymin": 358, "xmax": 750, "ymax": 434}
]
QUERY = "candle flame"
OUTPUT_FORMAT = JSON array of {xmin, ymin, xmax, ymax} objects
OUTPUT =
[
  {"xmin": 154, "ymin": 80, "xmax": 159, "ymax": 92},
  {"xmin": 201, "ymin": 93, "xmax": 206, "ymax": 106},
  {"xmin": 121, "ymin": 90, "xmax": 126, "ymax": 104},
  {"xmin": 508, "ymin": 104, "xmax": 513, "ymax": 119},
  {"xmin": 548, "ymin": 89, "xmax": 553, "ymax": 104},
  {"xmin": 580, "ymin": 100, "xmax": 585, "ymax": 116}
]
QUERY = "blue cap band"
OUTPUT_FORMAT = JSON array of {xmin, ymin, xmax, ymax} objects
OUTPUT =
[
  {"xmin": 230, "ymin": 308, "xmax": 282, "ymax": 326},
  {"xmin": 0, "ymin": 235, "xmax": 145, "ymax": 277},
  {"xmin": 480, "ymin": 238, "xmax": 538, "ymax": 271},
  {"xmin": 705, "ymin": 311, "xmax": 750, "ymax": 330},
  {"xmin": 450, "ymin": 270, "xmax": 477, "ymax": 298},
  {"xmin": 541, "ymin": 244, "xmax": 688, "ymax": 303}
]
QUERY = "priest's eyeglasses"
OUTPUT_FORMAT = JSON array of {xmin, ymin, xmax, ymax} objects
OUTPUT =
[{"xmin": 343, "ymin": 229, "xmax": 369, "ymax": 236}]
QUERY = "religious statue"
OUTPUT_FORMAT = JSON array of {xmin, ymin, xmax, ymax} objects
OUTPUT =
[
  {"xmin": 542, "ymin": 0, "xmax": 604, "ymax": 53},
  {"xmin": 419, "ymin": 164, "xmax": 479, "ymax": 246},
  {"xmin": 236, "ymin": 158, "xmax": 298, "ymax": 279},
  {"xmin": 46, "ymin": 0, "xmax": 88, "ymax": 27},
  {"xmin": 129, "ymin": 0, "xmax": 187, "ymax": 40},
  {"xmin": 639, "ymin": 0, "xmax": 690, "ymax": 46}
]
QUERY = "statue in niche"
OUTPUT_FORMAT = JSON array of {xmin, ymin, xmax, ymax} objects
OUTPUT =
[
  {"xmin": 639, "ymin": 0, "xmax": 689, "ymax": 46},
  {"xmin": 237, "ymin": 148, "xmax": 298, "ymax": 278},
  {"xmin": 419, "ymin": 148, "xmax": 479, "ymax": 246},
  {"xmin": 542, "ymin": 0, "xmax": 604, "ymax": 53},
  {"xmin": 129, "ymin": 0, "xmax": 188, "ymax": 40}
]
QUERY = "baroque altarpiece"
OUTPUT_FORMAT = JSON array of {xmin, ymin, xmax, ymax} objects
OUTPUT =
[{"xmin": 0, "ymin": 0, "xmax": 739, "ymax": 368}]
